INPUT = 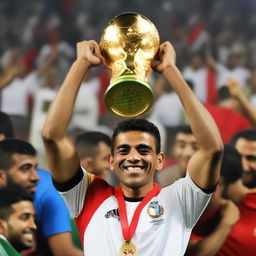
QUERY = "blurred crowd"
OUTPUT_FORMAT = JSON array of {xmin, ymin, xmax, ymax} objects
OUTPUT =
[
  {"xmin": 1, "ymin": 0, "xmax": 256, "ymax": 255},
  {"xmin": 0, "ymin": 0, "xmax": 256, "ymax": 166}
]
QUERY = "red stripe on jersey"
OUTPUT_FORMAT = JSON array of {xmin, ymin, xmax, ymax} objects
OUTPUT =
[{"xmin": 75, "ymin": 176, "xmax": 114, "ymax": 246}]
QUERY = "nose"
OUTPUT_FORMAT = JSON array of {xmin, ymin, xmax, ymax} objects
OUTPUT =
[
  {"xmin": 183, "ymin": 146, "xmax": 195, "ymax": 159},
  {"xmin": 28, "ymin": 217, "xmax": 37, "ymax": 230},
  {"xmin": 30, "ymin": 169, "xmax": 40, "ymax": 183},
  {"xmin": 127, "ymin": 148, "xmax": 140, "ymax": 162}
]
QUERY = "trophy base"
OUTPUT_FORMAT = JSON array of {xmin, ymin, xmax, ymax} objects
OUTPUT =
[{"xmin": 104, "ymin": 78, "xmax": 154, "ymax": 118}]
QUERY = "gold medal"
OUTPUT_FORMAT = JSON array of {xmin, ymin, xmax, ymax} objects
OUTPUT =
[{"xmin": 119, "ymin": 241, "xmax": 138, "ymax": 256}]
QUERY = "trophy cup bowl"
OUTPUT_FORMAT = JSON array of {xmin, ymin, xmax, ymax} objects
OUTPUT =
[{"xmin": 100, "ymin": 13, "xmax": 160, "ymax": 117}]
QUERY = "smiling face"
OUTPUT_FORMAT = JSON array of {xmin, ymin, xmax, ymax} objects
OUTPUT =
[
  {"xmin": 109, "ymin": 131, "xmax": 164, "ymax": 197},
  {"xmin": 6, "ymin": 154, "xmax": 39, "ymax": 195},
  {"xmin": 6, "ymin": 200, "xmax": 36, "ymax": 252}
]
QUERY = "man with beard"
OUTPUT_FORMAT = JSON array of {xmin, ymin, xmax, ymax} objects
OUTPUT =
[
  {"xmin": 230, "ymin": 129, "xmax": 256, "ymax": 188},
  {"xmin": 0, "ymin": 139, "xmax": 83, "ymax": 256},
  {"xmin": 0, "ymin": 185, "xmax": 36, "ymax": 255},
  {"xmin": 186, "ymin": 144, "xmax": 256, "ymax": 256}
]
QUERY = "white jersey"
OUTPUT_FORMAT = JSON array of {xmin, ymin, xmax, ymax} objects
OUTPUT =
[{"xmin": 60, "ymin": 168, "xmax": 211, "ymax": 256}]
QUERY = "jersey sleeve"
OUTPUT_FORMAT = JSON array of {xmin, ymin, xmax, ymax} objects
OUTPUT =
[
  {"xmin": 59, "ymin": 167, "xmax": 93, "ymax": 218},
  {"xmin": 173, "ymin": 172, "xmax": 212, "ymax": 230}
]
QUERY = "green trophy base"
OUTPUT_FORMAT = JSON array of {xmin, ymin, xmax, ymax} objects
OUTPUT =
[{"xmin": 104, "ymin": 77, "xmax": 154, "ymax": 118}]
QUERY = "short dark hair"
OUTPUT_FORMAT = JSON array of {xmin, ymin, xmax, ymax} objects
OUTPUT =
[
  {"xmin": 112, "ymin": 118, "xmax": 161, "ymax": 154},
  {"xmin": 175, "ymin": 125, "xmax": 193, "ymax": 136},
  {"xmin": 75, "ymin": 131, "xmax": 111, "ymax": 158},
  {"xmin": 221, "ymin": 144, "xmax": 243, "ymax": 184},
  {"xmin": 0, "ymin": 139, "xmax": 36, "ymax": 171},
  {"xmin": 229, "ymin": 129, "xmax": 256, "ymax": 146},
  {"xmin": 0, "ymin": 185, "xmax": 33, "ymax": 221},
  {"xmin": 0, "ymin": 112, "xmax": 14, "ymax": 138},
  {"xmin": 217, "ymin": 86, "xmax": 231, "ymax": 102}
]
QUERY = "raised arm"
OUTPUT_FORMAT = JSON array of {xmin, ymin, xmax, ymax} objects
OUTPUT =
[
  {"xmin": 42, "ymin": 40, "xmax": 102, "ymax": 182},
  {"xmin": 36, "ymin": 45, "xmax": 58, "ymax": 78},
  {"xmin": 227, "ymin": 78, "xmax": 256, "ymax": 129},
  {"xmin": 0, "ymin": 65, "xmax": 19, "ymax": 89},
  {"xmin": 153, "ymin": 42, "xmax": 223, "ymax": 190}
]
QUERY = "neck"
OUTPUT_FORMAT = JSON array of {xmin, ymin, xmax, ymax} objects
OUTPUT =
[{"xmin": 120, "ymin": 183, "xmax": 154, "ymax": 198}]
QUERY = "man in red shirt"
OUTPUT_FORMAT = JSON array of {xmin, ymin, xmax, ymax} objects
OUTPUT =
[{"xmin": 186, "ymin": 144, "xmax": 256, "ymax": 256}]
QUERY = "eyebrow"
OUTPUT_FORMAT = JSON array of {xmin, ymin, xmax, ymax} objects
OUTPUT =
[
  {"xmin": 136, "ymin": 144, "xmax": 153, "ymax": 151},
  {"xmin": 116, "ymin": 144, "xmax": 153, "ymax": 151},
  {"xmin": 117, "ymin": 144, "xmax": 130, "ymax": 150},
  {"xmin": 19, "ymin": 163, "xmax": 38, "ymax": 169}
]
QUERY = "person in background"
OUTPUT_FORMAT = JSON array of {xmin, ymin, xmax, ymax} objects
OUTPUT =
[
  {"xmin": 0, "ymin": 138, "xmax": 83, "ymax": 256},
  {"xmin": 75, "ymin": 131, "xmax": 118, "ymax": 185},
  {"xmin": 226, "ymin": 78, "xmax": 256, "ymax": 128},
  {"xmin": 230, "ymin": 129, "xmax": 256, "ymax": 189},
  {"xmin": 157, "ymin": 125, "xmax": 198, "ymax": 187},
  {"xmin": 0, "ymin": 185, "xmax": 36, "ymax": 256},
  {"xmin": 186, "ymin": 144, "xmax": 256, "ymax": 256}
]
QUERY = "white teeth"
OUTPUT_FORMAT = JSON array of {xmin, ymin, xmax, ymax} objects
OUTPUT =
[
  {"xmin": 127, "ymin": 166, "xmax": 142, "ymax": 171},
  {"xmin": 24, "ymin": 233, "xmax": 33, "ymax": 240}
]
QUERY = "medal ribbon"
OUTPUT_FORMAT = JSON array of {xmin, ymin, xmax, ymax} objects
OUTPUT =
[{"xmin": 114, "ymin": 183, "xmax": 161, "ymax": 241}]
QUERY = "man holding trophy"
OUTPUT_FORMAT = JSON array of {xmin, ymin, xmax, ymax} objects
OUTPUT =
[{"xmin": 42, "ymin": 13, "xmax": 223, "ymax": 256}]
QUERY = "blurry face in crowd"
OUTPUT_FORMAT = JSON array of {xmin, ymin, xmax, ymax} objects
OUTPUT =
[
  {"xmin": 6, "ymin": 154, "xmax": 39, "ymax": 195},
  {"xmin": 173, "ymin": 132, "xmax": 198, "ymax": 175},
  {"xmin": 191, "ymin": 55, "xmax": 203, "ymax": 70},
  {"xmin": 109, "ymin": 131, "xmax": 164, "ymax": 197},
  {"xmin": 235, "ymin": 138, "xmax": 256, "ymax": 188},
  {"xmin": 227, "ymin": 55, "xmax": 239, "ymax": 70},
  {"xmin": 44, "ymin": 70, "xmax": 58, "ymax": 90},
  {"xmin": 3, "ymin": 201, "xmax": 36, "ymax": 252},
  {"xmin": 90, "ymin": 142, "xmax": 111, "ymax": 177}
]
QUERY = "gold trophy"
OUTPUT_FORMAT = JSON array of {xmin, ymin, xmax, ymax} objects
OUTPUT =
[{"xmin": 100, "ymin": 13, "xmax": 160, "ymax": 117}]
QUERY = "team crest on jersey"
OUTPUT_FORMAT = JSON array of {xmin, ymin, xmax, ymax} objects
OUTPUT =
[
  {"xmin": 105, "ymin": 208, "xmax": 119, "ymax": 219},
  {"xmin": 147, "ymin": 201, "xmax": 164, "ymax": 218}
]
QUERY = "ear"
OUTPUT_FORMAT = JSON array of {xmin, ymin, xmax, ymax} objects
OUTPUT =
[
  {"xmin": 156, "ymin": 152, "xmax": 165, "ymax": 172},
  {"xmin": 0, "ymin": 219, "xmax": 8, "ymax": 237},
  {"xmin": 80, "ymin": 157, "xmax": 93, "ymax": 172},
  {"xmin": 0, "ymin": 170, "xmax": 7, "ymax": 187},
  {"xmin": 108, "ymin": 154, "xmax": 114, "ymax": 171}
]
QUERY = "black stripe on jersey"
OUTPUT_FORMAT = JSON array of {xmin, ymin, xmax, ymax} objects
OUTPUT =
[
  {"xmin": 200, "ymin": 183, "xmax": 218, "ymax": 194},
  {"xmin": 124, "ymin": 196, "xmax": 144, "ymax": 202},
  {"xmin": 52, "ymin": 167, "xmax": 84, "ymax": 192}
]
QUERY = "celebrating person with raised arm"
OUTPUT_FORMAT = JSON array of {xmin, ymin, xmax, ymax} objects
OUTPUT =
[{"xmin": 42, "ymin": 40, "xmax": 223, "ymax": 256}]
